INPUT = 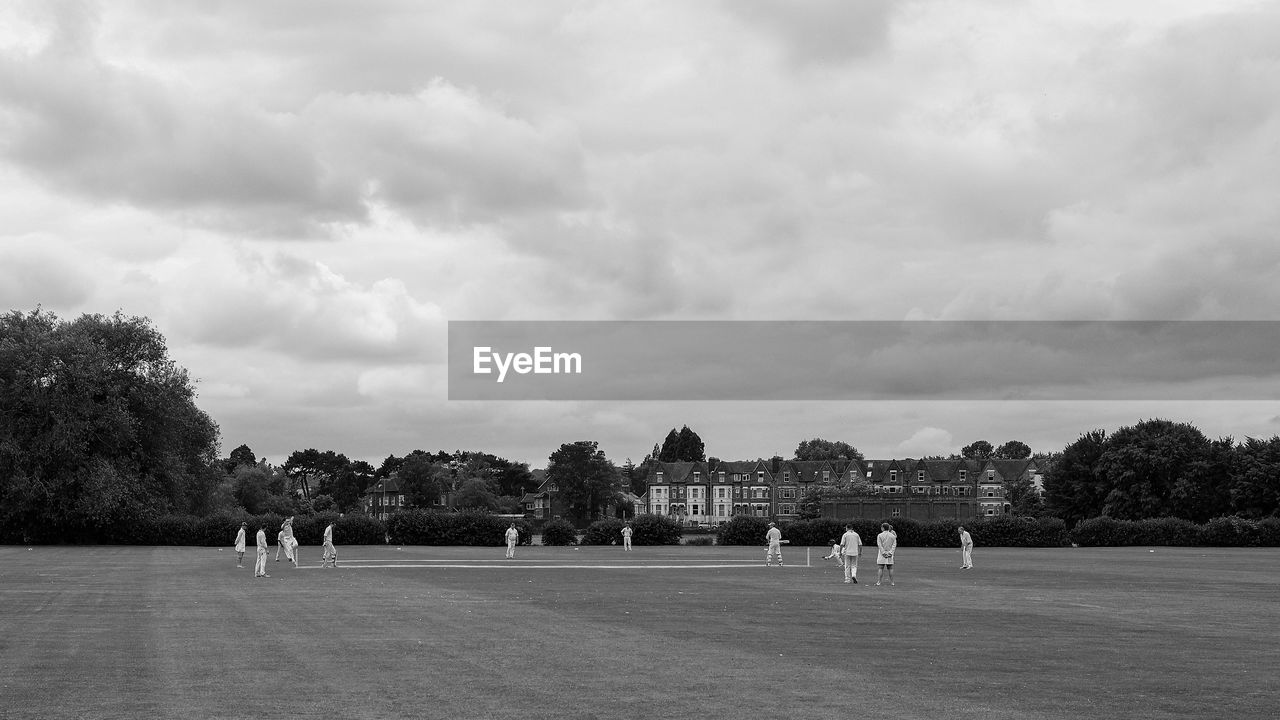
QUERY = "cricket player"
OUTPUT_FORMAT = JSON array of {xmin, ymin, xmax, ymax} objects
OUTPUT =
[
  {"xmin": 254, "ymin": 526, "xmax": 270, "ymax": 578},
  {"xmin": 839, "ymin": 524, "xmax": 862, "ymax": 584},
  {"xmin": 621, "ymin": 523, "xmax": 633, "ymax": 551},
  {"xmin": 822, "ymin": 538, "xmax": 841, "ymax": 564},
  {"xmin": 764, "ymin": 522, "xmax": 783, "ymax": 566},
  {"xmin": 234, "ymin": 522, "xmax": 247, "ymax": 567},
  {"xmin": 875, "ymin": 523, "xmax": 896, "ymax": 586},
  {"xmin": 505, "ymin": 523, "xmax": 519, "ymax": 558},
  {"xmin": 322, "ymin": 520, "xmax": 338, "ymax": 568},
  {"xmin": 958, "ymin": 526, "xmax": 973, "ymax": 569},
  {"xmin": 277, "ymin": 516, "xmax": 299, "ymax": 567}
]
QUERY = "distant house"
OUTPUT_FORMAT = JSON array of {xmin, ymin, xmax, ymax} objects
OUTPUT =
[{"xmin": 361, "ymin": 476, "xmax": 405, "ymax": 520}]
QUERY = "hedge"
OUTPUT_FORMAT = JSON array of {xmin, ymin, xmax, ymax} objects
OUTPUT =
[
  {"xmin": 541, "ymin": 519, "xmax": 578, "ymax": 545},
  {"xmin": 386, "ymin": 510, "xmax": 531, "ymax": 546},
  {"xmin": 629, "ymin": 513, "xmax": 682, "ymax": 545},
  {"xmin": 716, "ymin": 515, "xmax": 1068, "ymax": 547},
  {"xmin": 1071, "ymin": 515, "xmax": 1280, "ymax": 547},
  {"xmin": 582, "ymin": 519, "xmax": 625, "ymax": 546}
]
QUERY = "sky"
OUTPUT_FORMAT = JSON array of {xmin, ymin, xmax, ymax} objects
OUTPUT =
[{"xmin": 3, "ymin": 0, "xmax": 1279, "ymax": 469}]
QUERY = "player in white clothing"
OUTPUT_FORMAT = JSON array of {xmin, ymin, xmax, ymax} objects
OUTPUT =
[
  {"xmin": 958, "ymin": 526, "xmax": 973, "ymax": 569},
  {"xmin": 234, "ymin": 522, "xmax": 247, "ymax": 568},
  {"xmin": 276, "ymin": 516, "xmax": 299, "ymax": 567},
  {"xmin": 822, "ymin": 538, "xmax": 841, "ymax": 564},
  {"xmin": 875, "ymin": 523, "xmax": 896, "ymax": 586},
  {"xmin": 839, "ymin": 524, "xmax": 862, "ymax": 584},
  {"xmin": 321, "ymin": 520, "xmax": 338, "ymax": 568},
  {"xmin": 505, "ymin": 523, "xmax": 519, "ymax": 558},
  {"xmin": 621, "ymin": 523, "xmax": 633, "ymax": 551},
  {"xmin": 254, "ymin": 526, "xmax": 270, "ymax": 578},
  {"xmin": 764, "ymin": 522, "xmax": 783, "ymax": 566}
]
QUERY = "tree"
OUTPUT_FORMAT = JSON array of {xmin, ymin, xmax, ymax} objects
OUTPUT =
[
  {"xmin": 658, "ymin": 425, "xmax": 706, "ymax": 462},
  {"xmin": 793, "ymin": 438, "xmax": 863, "ymax": 462},
  {"xmin": 228, "ymin": 444, "xmax": 257, "ymax": 469},
  {"xmin": 1095, "ymin": 419, "xmax": 1224, "ymax": 522},
  {"xmin": 453, "ymin": 477, "xmax": 500, "ymax": 511},
  {"xmin": 1229, "ymin": 436, "xmax": 1280, "ymax": 518},
  {"xmin": 797, "ymin": 487, "xmax": 825, "ymax": 519},
  {"xmin": 545, "ymin": 441, "xmax": 623, "ymax": 523},
  {"xmin": 1005, "ymin": 474, "xmax": 1044, "ymax": 517},
  {"xmin": 993, "ymin": 441, "xmax": 1032, "ymax": 459},
  {"xmin": 0, "ymin": 309, "xmax": 220, "ymax": 540},
  {"xmin": 1042, "ymin": 430, "xmax": 1107, "ymax": 527},
  {"xmin": 961, "ymin": 441, "xmax": 994, "ymax": 460},
  {"xmin": 397, "ymin": 452, "xmax": 443, "ymax": 508},
  {"xmin": 282, "ymin": 449, "xmax": 352, "ymax": 501}
]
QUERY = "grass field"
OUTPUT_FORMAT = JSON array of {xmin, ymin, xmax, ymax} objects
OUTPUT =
[{"xmin": 1, "ymin": 544, "xmax": 1276, "ymax": 720}]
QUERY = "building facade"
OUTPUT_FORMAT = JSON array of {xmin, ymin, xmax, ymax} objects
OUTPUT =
[{"xmin": 641, "ymin": 458, "xmax": 1042, "ymax": 524}]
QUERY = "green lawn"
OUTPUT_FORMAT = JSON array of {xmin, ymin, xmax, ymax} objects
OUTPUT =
[{"xmin": 0, "ymin": 544, "xmax": 1275, "ymax": 719}]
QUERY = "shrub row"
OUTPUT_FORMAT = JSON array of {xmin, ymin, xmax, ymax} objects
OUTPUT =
[
  {"xmin": 577, "ymin": 514, "xmax": 683, "ymax": 546},
  {"xmin": 386, "ymin": 510, "xmax": 531, "ymax": 546},
  {"xmin": 1070, "ymin": 516, "xmax": 1280, "ymax": 547},
  {"xmin": 0, "ymin": 511, "xmax": 390, "ymax": 547},
  {"xmin": 716, "ymin": 515, "xmax": 1069, "ymax": 548}
]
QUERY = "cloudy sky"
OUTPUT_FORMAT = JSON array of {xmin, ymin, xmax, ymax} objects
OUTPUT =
[{"xmin": 3, "ymin": 0, "xmax": 1279, "ymax": 468}]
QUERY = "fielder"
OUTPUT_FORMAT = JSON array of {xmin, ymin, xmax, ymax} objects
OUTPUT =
[
  {"xmin": 875, "ymin": 522, "xmax": 896, "ymax": 586},
  {"xmin": 958, "ymin": 526, "xmax": 973, "ymax": 569},
  {"xmin": 505, "ymin": 523, "xmax": 519, "ymax": 559},
  {"xmin": 840, "ymin": 524, "xmax": 863, "ymax": 584},
  {"xmin": 321, "ymin": 519, "xmax": 338, "ymax": 568},
  {"xmin": 621, "ymin": 523, "xmax": 633, "ymax": 551},
  {"xmin": 254, "ymin": 526, "xmax": 270, "ymax": 578},
  {"xmin": 234, "ymin": 522, "xmax": 247, "ymax": 567},
  {"xmin": 764, "ymin": 522, "xmax": 783, "ymax": 566},
  {"xmin": 822, "ymin": 538, "xmax": 841, "ymax": 565}
]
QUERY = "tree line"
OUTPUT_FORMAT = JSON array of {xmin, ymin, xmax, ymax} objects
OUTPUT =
[{"xmin": 3, "ymin": 309, "xmax": 1277, "ymax": 543}]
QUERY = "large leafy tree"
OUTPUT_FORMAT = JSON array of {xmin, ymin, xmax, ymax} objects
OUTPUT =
[
  {"xmin": 545, "ymin": 440, "xmax": 623, "ymax": 522},
  {"xmin": 658, "ymin": 425, "xmax": 706, "ymax": 462},
  {"xmin": 397, "ymin": 451, "xmax": 444, "ymax": 508},
  {"xmin": 1229, "ymin": 436, "xmax": 1280, "ymax": 518},
  {"xmin": 993, "ymin": 440, "xmax": 1032, "ymax": 459},
  {"xmin": 0, "ymin": 309, "xmax": 220, "ymax": 540},
  {"xmin": 1042, "ymin": 430, "xmax": 1107, "ymax": 526},
  {"xmin": 282, "ymin": 448, "xmax": 353, "ymax": 501},
  {"xmin": 793, "ymin": 438, "xmax": 863, "ymax": 462},
  {"xmin": 961, "ymin": 440, "xmax": 994, "ymax": 460},
  {"xmin": 1095, "ymin": 419, "xmax": 1225, "ymax": 521}
]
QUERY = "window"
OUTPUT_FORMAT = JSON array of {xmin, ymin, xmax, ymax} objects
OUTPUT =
[
  {"xmin": 959, "ymin": 470, "xmax": 967, "ymax": 482},
  {"xmin": 918, "ymin": 471, "xmax": 925, "ymax": 482},
  {"xmin": 781, "ymin": 487, "xmax": 795, "ymax": 499},
  {"xmin": 719, "ymin": 471, "xmax": 725, "ymax": 481},
  {"xmin": 779, "ymin": 503, "xmax": 796, "ymax": 515},
  {"xmin": 783, "ymin": 470, "xmax": 790, "ymax": 482},
  {"xmin": 692, "ymin": 504, "xmax": 700, "ymax": 516},
  {"xmin": 757, "ymin": 471, "xmax": 764, "ymax": 482},
  {"xmin": 912, "ymin": 487, "xmax": 926, "ymax": 494},
  {"xmin": 890, "ymin": 470, "xmax": 898, "ymax": 483},
  {"xmin": 656, "ymin": 471, "xmax": 664, "ymax": 480},
  {"xmin": 822, "ymin": 470, "xmax": 831, "ymax": 483},
  {"xmin": 694, "ymin": 471, "xmax": 701, "ymax": 481},
  {"xmin": 987, "ymin": 470, "xmax": 995, "ymax": 480},
  {"xmin": 891, "ymin": 508, "xmax": 901, "ymax": 517},
  {"xmin": 398, "ymin": 495, "xmax": 405, "ymax": 505},
  {"xmin": 734, "ymin": 487, "xmax": 741, "ymax": 498}
]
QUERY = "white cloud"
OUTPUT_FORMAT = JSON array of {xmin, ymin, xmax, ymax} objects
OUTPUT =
[{"xmin": 894, "ymin": 427, "xmax": 955, "ymax": 458}]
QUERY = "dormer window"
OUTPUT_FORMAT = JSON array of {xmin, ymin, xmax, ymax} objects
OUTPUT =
[
  {"xmin": 918, "ymin": 471, "xmax": 925, "ymax": 482},
  {"xmin": 959, "ymin": 470, "xmax": 967, "ymax": 482},
  {"xmin": 890, "ymin": 470, "xmax": 898, "ymax": 483},
  {"xmin": 783, "ymin": 470, "xmax": 790, "ymax": 482},
  {"xmin": 694, "ymin": 471, "xmax": 701, "ymax": 481}
]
